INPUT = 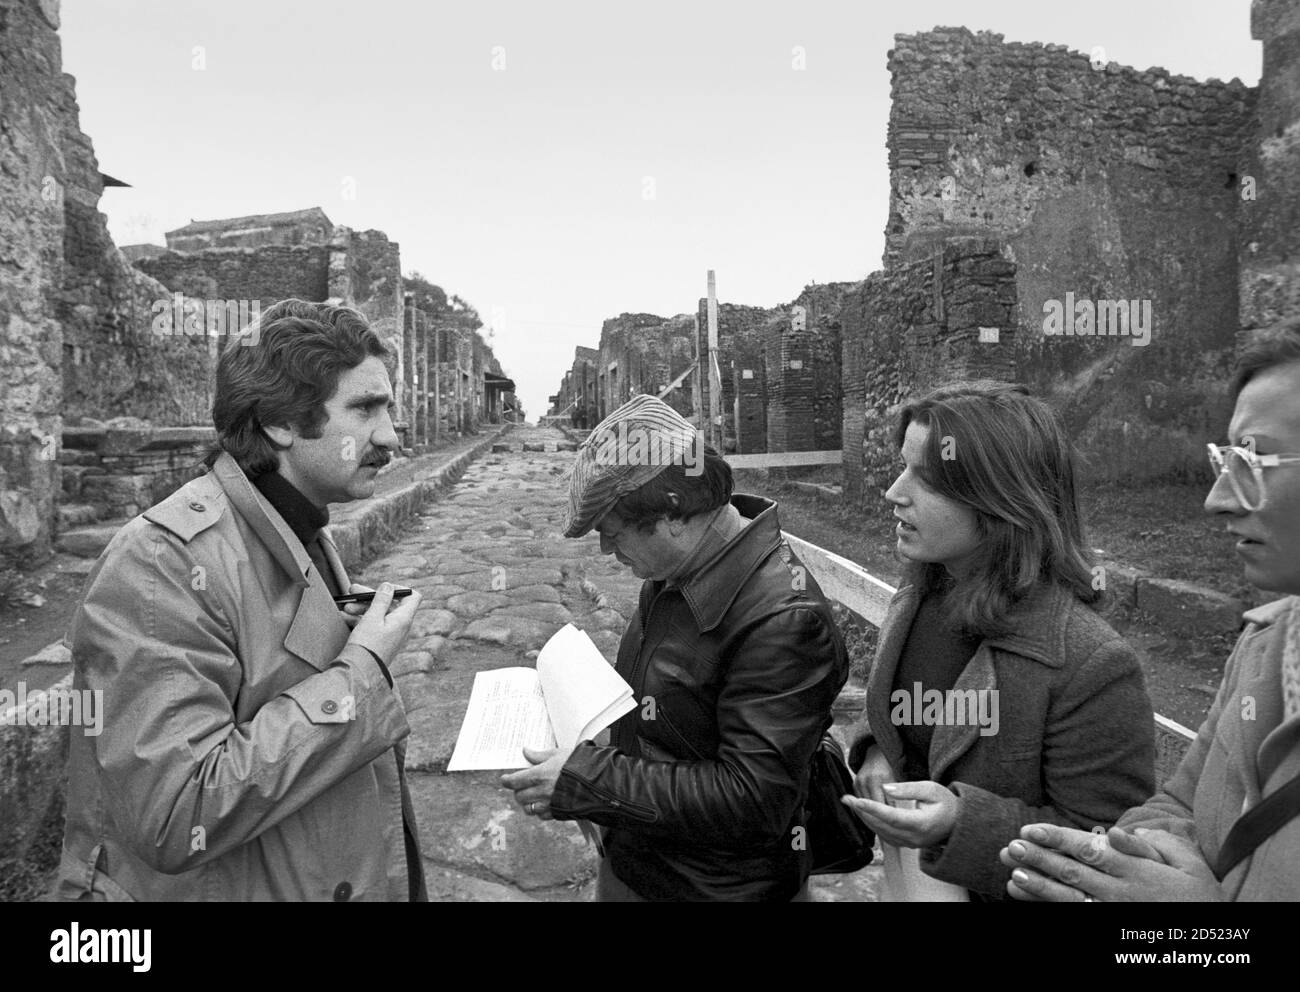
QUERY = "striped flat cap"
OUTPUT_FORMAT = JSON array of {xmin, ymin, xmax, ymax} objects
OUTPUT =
[{"xmin": 562, "ymin": 394, "xmax": 702, "ymax": 538}]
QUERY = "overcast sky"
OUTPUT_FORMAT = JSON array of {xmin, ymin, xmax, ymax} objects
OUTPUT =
[{"xmin": 62, "ymin": 0, "xmax": 1261, "ymax": 421}]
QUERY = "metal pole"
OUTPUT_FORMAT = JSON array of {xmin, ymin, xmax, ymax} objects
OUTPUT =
[{"xmin": 707, "ymin": 270, "xmax": 721, "ymax": 452}]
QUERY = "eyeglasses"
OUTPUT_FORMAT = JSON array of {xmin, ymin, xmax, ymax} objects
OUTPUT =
[{"xmin": 1206, "ymin": 443, "xmax": 1300, "ymax": 512}]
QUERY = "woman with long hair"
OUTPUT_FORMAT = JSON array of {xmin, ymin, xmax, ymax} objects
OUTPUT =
[{"xmin": 842, "ymin": 380, "xmax": 1156, "ymax": 900}]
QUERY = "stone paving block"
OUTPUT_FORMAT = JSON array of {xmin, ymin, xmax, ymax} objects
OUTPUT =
[
  {"xmin": 440, "ymin": 569, "xmax": 497, "ymax": 592},
  {"xmin": 521, "ymin": 443, "xmax": 546, "ymax": 452},
  {"xmin": 422, "ymin": 557, "xmax": 484, "ymax": 576},
  {"xmin": 491, "ymin": 443, "xmax": 511, "ymax": 453},
  {"xmin": 502, "ymin": 566, "xmax": 565, "ymax": 587},
  {"xmin": 406, "ymin": 580, "xmax": 465, "ymax": 600},
  {"xmin": 585, "ymin": 607, "xmax": 627, "ymax": 632},
  {"xmin": 505, "ymin": 583, "xmax": 562, "ymax": 603},
  {"xmin": 492, "ymin": 602, "xmax": 574, "ymax": 625},
  {"xmin": 422, "ymin": 863, "xmax": 540, "ymax": 902},
  {"xmin": 460, "ymin": 616, "xmax": 562, "ymax": 649},
  {"xmin": 406, "ymin": 773, "xmax": 595, "ymax": 892},
  {"xmin": 391, "ymin": 641, "xmax": 443, "ymax": 678},
  {"xmin": 409, "ymin": 609, "xmax": 457, "ymax": 639},
  {"xmin": 446, "ymin": 591, "xmax": 512, "ymax": 614}
]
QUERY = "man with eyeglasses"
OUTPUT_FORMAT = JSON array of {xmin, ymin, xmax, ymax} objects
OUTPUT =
[{"xmin": 997, "ymin": 319, "xmax": 1300, "ymax": 901}]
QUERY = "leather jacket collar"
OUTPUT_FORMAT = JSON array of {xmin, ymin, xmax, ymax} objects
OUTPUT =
[{"xmin": 677, "ymin": 494, "xmax": 783, "ymax": 633}]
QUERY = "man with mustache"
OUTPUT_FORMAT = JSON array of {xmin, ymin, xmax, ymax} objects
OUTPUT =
[
  {"xmin": 999, "ymin": 319, "xmax": 1300, "ymax": 901},
  {"xmin": 57, "ymin": 298, "xmax": 427, "ymax": 901}
]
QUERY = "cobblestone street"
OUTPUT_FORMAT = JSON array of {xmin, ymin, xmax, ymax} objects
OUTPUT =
[{"xmin": 360, "ymin": 425, "xmax": 879, "ymax": 901}]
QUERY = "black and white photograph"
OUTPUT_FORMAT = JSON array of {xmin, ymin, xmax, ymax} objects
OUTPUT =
[{"xmin": 0, "ymin": 0, "xmax": 1294, "ymax": 971}]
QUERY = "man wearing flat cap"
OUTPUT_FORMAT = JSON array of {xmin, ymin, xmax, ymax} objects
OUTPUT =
[{"xmin": 502, "ymin": 395, "xmax": 849, "ymax": 900}]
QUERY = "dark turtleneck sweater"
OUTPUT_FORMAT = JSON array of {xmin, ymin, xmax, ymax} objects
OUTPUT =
[
  {"xmin": 893, "ymin": 575, "xmax": 983, "ymax": 781},
  {"xmin": 251, "ymin": 471, "xmax": 342, "ymax": 596}
]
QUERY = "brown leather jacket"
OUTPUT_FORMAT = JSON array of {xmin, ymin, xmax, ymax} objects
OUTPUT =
[{"xmin": 550, "ymin": 495, "xmax": 849, "ymax": 901}]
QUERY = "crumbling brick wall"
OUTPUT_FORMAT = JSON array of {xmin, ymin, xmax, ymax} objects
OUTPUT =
[
  {"xmin": 137, "ymin": 245, "xmax": 332, "ymax": 312},
  {"xmin": 886, "ymin": 27, "xmax": 1255, "ymax": 483},
  {"xmin": 841, "ymin": 239, "xmax": 1017, "ymax": 508},
  {"xmin": 696, "ymin": 302, "xmax": 769, "ymax": 453},
  {"xmin": 329, "ymin": 228, "xmax": 404, "ymax": 420},
  {"xmin": 1240, "ymin": 0, "xmax": 1300, "ymax": 338},
  {"xmin": 765, "ymin": 283, "xmax": 853, "ymax": 454}
]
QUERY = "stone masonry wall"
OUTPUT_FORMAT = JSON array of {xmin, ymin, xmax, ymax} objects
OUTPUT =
[
  {"xmin": 331, "ymin": 228, "xmax": 405, "ymax": 423},
  {"xmin": 887, "ymin": 27, "xmax": 1255, "ymax": 483},
  {"xmin": 136, "ymin": 245, "xmax": 332, "ymax": 313},
  {"xmin": 0, "ymin": 0, "xmax": 67, "ymax": 565},
  {"xmin": 595, "ymin": 313, "xmax": 669, "ymax": 421},
  {"xmin": 696, "ymin": 301, "xmax": 769, "ymax": 453},
  {"xmin": 841, "ymin": 238, "xmax": 1018, "ymax": 507},
  {"xmin": 1240, "ymin": 0, "xmax": 1300, "ymax": 337}
]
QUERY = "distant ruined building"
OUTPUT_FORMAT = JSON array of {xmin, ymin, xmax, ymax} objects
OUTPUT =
[
  {"xmin": 0, "ymin": 0, "xmax": 517, "ymax": 568},
  {"xmin": 548, "ymin": 0, "xmax": 1300, "ymax": 508}
]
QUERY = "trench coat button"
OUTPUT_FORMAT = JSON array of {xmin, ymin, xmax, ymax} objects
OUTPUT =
[
  {"xmin": 321, "ymin": 699, "xmax": 339, "ymax": 715},
  {"xmin": 334, "ymin": 882, "xmax": 352, "ymax": 902},
  {"xmin": 188, "ymin": 501, "xmax": 206, "ymax": 512}
]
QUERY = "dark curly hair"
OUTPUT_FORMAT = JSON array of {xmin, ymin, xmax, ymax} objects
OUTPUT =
[
  {"xmin": 612, "ymin": 447, "xmax": 734, "ymax": 532},
  {"xmin": 204, "ymin": 298, "xmax": 389, "ymax": 477}
]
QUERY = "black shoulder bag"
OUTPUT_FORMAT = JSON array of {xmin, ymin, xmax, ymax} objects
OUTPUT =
[{"xmin": 805, "ymin": 732, "xmax": 876, "ymax": 874}]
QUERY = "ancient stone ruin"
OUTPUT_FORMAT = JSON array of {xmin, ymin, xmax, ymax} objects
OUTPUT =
[
  {"xmin": 0, "ymin": 1, "xmax": 520, "ymax": 572},
  {"xmin": 548, "ymin": 5, "xmax": 1300, "ymax": 508}
]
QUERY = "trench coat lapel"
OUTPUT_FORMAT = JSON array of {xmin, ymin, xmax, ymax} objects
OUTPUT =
[
  {"xmin": 866, "ymin": 585, "xmax": 921, "ymax": 762},
  {"xmin": 1254, "ymin": 598, "xmax": 1300, "ymax": 793},
  {"xmin": 928, "ymin": 644, "xmax": 998, "ymax": 782},
  {"xmin": 318, "ymin": 528, "xmax": 352, "ymax": 592},
  {"xmin": 281, "ymin": 527, "xmax": 354, "ymax": 671},
  {"xmin": 212, "ymin": 453, "xmax": 313, "ymax": 585},
  {"xmin": 212, "ymin": 453, "xmax": 348, "ymax": 672}
]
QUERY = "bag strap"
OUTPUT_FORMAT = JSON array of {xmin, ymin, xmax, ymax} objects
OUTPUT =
[{"xmin": 1213, "ymin": 770, "xmax": 1300, "ymax": 881}]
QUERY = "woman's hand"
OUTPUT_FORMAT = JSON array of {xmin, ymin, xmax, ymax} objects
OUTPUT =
[
  {"xmin": 853, "ymin": 744, "xmax": 892, "ymax": 803},
  {"xmin": 841, "ymin": 779, "xmax": 960, "ymax": 849}
]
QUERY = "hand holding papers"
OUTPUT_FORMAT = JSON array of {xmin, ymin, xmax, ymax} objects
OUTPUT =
[{"xmin": 447, "ymin": 623, "xmax": 635, "ymax": 771}]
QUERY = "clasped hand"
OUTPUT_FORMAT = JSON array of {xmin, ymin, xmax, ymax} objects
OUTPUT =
[{"xmin": 999, "ymin": 823, "xmax": 1226, "ymax": 902}]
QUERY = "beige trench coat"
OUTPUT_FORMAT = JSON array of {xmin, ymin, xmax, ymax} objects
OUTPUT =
[
  {"xmin": 55, "ymin": 453, "xmax": 424, "ymax": 901},
  {"xmin": 1119, "ymin": 596, "xmax": 1300, "ymax": 900}
]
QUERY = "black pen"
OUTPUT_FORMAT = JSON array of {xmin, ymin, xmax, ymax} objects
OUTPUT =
[{"xmin": 333, "ymin": 588, "xmax": 414, "ymax": 605}]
